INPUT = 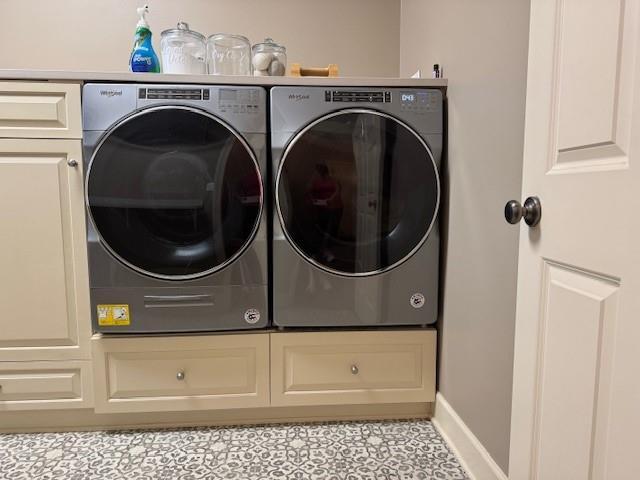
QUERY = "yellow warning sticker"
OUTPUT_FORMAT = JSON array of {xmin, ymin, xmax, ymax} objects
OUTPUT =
[{"xmin": 97, "ymin": 304, "xmax": 130, "ymax": 326}]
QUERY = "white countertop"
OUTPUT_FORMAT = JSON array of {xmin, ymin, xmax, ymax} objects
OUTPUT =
[{"xmin": 0, "ymin": 69, "xmax": 447, "ymax": 88}]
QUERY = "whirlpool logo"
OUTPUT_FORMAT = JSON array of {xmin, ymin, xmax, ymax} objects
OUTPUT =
[
  {"xmin": 99, "ymin": 89, "xmax": 123, "ymax": 98},
  {"xmin": 288, "ymin": 94, "xmax": 310, "ymax": 102}
]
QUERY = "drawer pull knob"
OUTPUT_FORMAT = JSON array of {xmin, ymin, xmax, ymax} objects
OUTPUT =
[
  {"xmin": 351, "ymin": 365, "xmax": 359, "ymax": 375},
  {"xmin": 176, "ymin": 370, "xmax": 185, "ymax": 381},
  {"xmin": 67, "ymin": 159, "xmax": 78, "ymax": 168}
]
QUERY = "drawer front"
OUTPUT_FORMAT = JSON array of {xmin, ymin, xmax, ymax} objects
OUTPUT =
[
  {"xmin": 0, "ymin": 82, "xmax": 81, "ymax": 138},
  {"xmin": 92, "ymin": 334, "xmax": 270, "ymax": 413},
  {"xmin": 0, "ymin": 361, "xmax": 92, "ymax": 410},
  {"xmin": 271, "ymin": 330, "xmax": 436, "ymax": 406}
]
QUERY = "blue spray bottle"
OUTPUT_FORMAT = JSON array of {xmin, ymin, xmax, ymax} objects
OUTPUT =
[{"xmin": 129, "ymin": 5, "xmax": 160, "ymax": 73}]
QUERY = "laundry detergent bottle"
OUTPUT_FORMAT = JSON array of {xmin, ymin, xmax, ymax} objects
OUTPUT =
[{"xmin": 129, "ymin": 5, "xmax": 160, "ymax": 72}]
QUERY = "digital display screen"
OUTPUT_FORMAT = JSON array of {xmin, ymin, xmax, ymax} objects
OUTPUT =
[{"xmin": 401, "ymin": 93, "xmax": 416, "ymax": 103}]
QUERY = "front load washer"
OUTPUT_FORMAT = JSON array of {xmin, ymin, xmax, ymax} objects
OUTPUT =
[
  {"xmin": 83, "ymin": 84, "xmax": 268, "ymax": 333},
  {"xmin": 271, "ymin": 87, "xmax": 443, "ymax": 327}
]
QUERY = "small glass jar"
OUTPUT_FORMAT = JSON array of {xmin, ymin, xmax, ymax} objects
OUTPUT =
[
  {"xmin": 207, "ymin": 34, "xmax": 251, "ymax": 76},
  {"xmin": 251, "ymin": 38, "xmax": 287, "ymax": 76},
  {"xmin": 160, "ymin": 22, "xmax": 207, "ymax": 74}
]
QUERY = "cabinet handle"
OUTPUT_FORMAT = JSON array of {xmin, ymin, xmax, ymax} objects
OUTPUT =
[
  {"xmin": 176, "ymin": 370, "xmax": 185, "ymax": 381},
  {"xmin": 67, "ymin": 159, "xmax": 78, "ymax": 168},
  {"xmin": 351, "ymin": 365, "xmax": 359, "ymax": 375}
]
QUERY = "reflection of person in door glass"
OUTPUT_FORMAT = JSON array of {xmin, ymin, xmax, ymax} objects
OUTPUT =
[
  {"xmin": 308, "ymin": 163, "xmax": 343, "ymax": 263},
  {"xmin": 237, "ymin": 169, "xmax": 262, "ymax": 238}
]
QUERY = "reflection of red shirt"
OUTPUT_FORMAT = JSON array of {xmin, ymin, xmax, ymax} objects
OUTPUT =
[
  {"xmin": 238, "ymin": 173, "xmax": 261, "ymax": 205},
  {"xmin": 310, "ymin": 177, "xmax": 342, "ymax": 208}
]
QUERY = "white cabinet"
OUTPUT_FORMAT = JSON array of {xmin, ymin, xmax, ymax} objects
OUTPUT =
[
  {"xmin": 0, "ymin": 81, "xmax": 92, "ymax": 413},
  {"xmin": 93, "ymin": 331, "xmax": 435, "ymax": 414},
  {"xmin": 92, "ymin": 334, "xmax": 270, "ymax": 413},
  {"xmin": 270, "ymin": 330, "xmax": 436, "ymax": 407}
]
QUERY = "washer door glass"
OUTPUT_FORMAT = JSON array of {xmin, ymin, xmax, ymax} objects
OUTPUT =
[
  {"xmin": 277, "ymin": 110, "xmax": 439, "ymax": 276},
  {"xmin": 87, "ymin": 106, "xmax": 262, "ymax": 279}
]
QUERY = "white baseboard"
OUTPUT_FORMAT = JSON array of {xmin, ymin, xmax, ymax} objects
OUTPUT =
[{"xmin": 432, "ymin": 393, "xmax": 508, "ymax": 480}]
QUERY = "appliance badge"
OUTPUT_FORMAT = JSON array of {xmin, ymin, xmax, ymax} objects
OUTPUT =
[
  {"xmin": 99, "ymin": 89, "xmax": 123, "ymax": 98},
  {"xmin": 244, "ymin": 308, "xmax": 261, "ymax": 324},
  {"xmin": 410, "ymin": 293, "xmax": 426, "ymax": 309},
  {"xmin": 288, "ymin": 94, "xmax": 310, "ymax": 102}
]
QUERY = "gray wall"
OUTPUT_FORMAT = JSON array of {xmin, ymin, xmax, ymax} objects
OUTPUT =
[
  {"xmin": 400, "ymin": 0, "xmax": 530, "ymax": 473},
  {"xmin": 0, "ymin": 0, "xmax": 400, "ymax": 77}
]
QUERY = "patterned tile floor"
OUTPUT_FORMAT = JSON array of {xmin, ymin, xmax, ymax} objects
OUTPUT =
[{"xmin": 0, "ymin": 420, "xmax": 469, "ymax": 480}]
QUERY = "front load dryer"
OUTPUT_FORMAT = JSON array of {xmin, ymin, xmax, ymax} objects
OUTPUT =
[
  {"xmin": 83, "ymin": 84, "xmax": 268, "ymax": 333},
  {"xmin": 271, "ymin": 87, "xmax": 443, "ymax": 327}
]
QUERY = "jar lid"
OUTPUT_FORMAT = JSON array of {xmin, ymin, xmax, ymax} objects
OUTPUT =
[
  {"xmin": 161, "ymin": 22, "xmax": 206, "ymax": 42},
  {"xmin": 208, "ymin": 33, "xmax": 251, "ymax": 45},
  {"xmin": 253, "ymin": 37, "xmax": 286, "ymax": 52}
]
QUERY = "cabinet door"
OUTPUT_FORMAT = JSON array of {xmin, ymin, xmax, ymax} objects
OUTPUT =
[{"xmin": 0, "ymin": 139, "xmax": 90, "ymax": 360}]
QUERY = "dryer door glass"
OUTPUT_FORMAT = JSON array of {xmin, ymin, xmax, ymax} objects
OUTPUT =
[
  {"xmin": 277, "ymin": 110, "xmax": 439, "ymax": 276},
  {"xmin": 87, "ymin": 106, "xmax": 262, "ymax": 280}
]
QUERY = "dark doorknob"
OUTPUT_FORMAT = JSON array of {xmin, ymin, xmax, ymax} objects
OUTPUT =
[{"xmin": 504, "ymin": 196, "xmax": 542, "ymax": 227}]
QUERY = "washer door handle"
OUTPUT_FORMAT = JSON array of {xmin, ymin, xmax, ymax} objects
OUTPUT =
[
  {"xmin": 144, "ymin": 294, "xmax": 211, "ymax": 302},
  {"xmin": 143, "ymin": 294, "xmax": 214, "ymax": 308}
]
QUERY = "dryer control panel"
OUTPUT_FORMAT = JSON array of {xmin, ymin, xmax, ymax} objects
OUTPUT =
[
  {"xmin": 324, "ymin": 90, "xmax": 392, "ymax": 103},
  {"xmin": 399, "ymin": 91, "xmax": 440, "ymax": 114},
  {"xmin": 323, "ymin": 89, "xmax": 440, "ymax": 114},
  {"xmin": 270, "ymin": 86, "xmax": 443, "ymax": 138}
]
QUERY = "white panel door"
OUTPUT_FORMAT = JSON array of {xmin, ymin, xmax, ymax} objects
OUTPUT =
[{"xmin": 509, "ymin": 1, "xmax": 640, "ymax": 479}]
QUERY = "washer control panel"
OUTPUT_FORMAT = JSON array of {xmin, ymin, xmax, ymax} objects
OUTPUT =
[
  {"xmin": 138, "ymin": 87, "xmax": 210, "ymax": 100},
  {"xmin": 399, "ymin": 91, "xmax": 440, "ymax": 114},
  {"xmin": 218, "ymin": 88, "xmax": 262, "ymax": 114},
  {"xmin": 136, "ymin": 87, "xmax": 262, "ymax": 115}
]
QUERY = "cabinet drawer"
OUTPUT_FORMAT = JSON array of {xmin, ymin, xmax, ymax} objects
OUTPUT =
[
  {"xmin": 92, "ymin": 334, "xmax": 270, "ymax": 413},
  {"xmin": 0, "ymin": 82, "xmax": 81, "ymax": 138},
  {"xmin": 270, "ymin": 330, "xmax": 436, "ymax": 406},
  {"xmin": 0, "ymin": 361, "xmax": 92, "ymax": 410}
]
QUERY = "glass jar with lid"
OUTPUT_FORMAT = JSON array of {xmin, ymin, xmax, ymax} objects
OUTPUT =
[
  {"xmin": 207, "ymin": 34, "xmax": 252, "ymax": 76},
  {"xmin": 160, "ymin": 22, "xmax": 207, "ymax": 74},
  {"xmin": 251, "ymin": 38, "xmax": 287, "ymax": 76}
]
